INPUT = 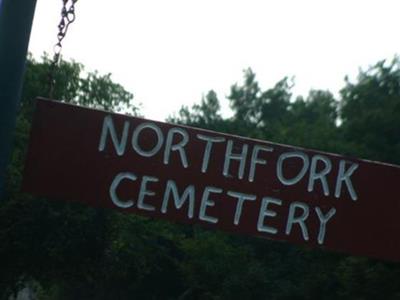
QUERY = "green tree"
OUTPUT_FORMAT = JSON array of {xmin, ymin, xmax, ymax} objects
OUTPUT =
[
  {"xmin": 277, "ymin": 90, "xmax": 341, "ymax": 152},
  {"xmin": 1, "ymin": 55, "xmax": 147, "ymax": 299},
  {"xmin": 21, "ymin": 54, "xmax": 138, "ymax": 116},
  {"xmin": 228, "ymin": 69, "xmax": 293, "ymax": 140},
  {"xmin": 171, "ymin": 63, "xmax": 400, "ymax": 300},
  {"xmin": 4, "ymin": 54, "xmax": 400, "ymax": 299},
  {"xmin": 171, "ymin": 90, "xmax": 222, "ymax": 127},
  {"xmin": 340, "ymin": 58, "xmax": 400, "ymax": 164}
]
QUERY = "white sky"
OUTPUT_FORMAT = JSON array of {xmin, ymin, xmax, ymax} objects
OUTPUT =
[{"xmin": 28, "ymin": 0, "xmax": 400, "ymax": 121}]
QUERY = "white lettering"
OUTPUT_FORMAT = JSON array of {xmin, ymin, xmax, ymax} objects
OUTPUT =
[
  {"xmin": 109, "ymin": 172, "xmax": 136, "ymax": 208},
  {"xmin": 196, "ymin": 134, "xmax": 226, "ymax": 173},
  {"xmin": 286, "ymin": 201, "xmax": 309, "ymax": 241},
  {"xmin": 227, "ymin": 191, "xmax": 256, "ymax": 225},
  {"xmin": 137, "ymin": 176, "xmax": 158, "ymax": 211},
  {"xmin": 99, "ymin": 115, "xmax": 130, "ymax": 156},
  {"xmin": 257, "ymin": 197, "xmax": 282, "ymax": 234},
  {"xmin": 132, "ymin": 122, "xmax": 164, "ymax": 157},
  {"xmin": 248, "ymin": 145, "xmax": 273, "ymax": 182},
  {"xmin": 315, "ymin": 207, "xmax": 336, "ymax": 245},
  {"xmin": 335, "ymin": 160, "xmax": 358, "ymax": 201},
  {"xmin": 164, "ymin": 128, "xmax": 189, "ymax": 168},
  {"xmin": 308, "ymin": 155, "xmax": 332, "ymax": 196},
  {"xmin": 277, "ymin": 151, "xmax": 309, "ymax": 185},
  {"xmin": 223, "ymin": 140, "xmax": 248, "ymax": 180},
  {"xmin": 199, "ymin": 186, "xmax": 222, "ymax": 224},
  {"xmin": 161, "ymin": 180, "xmax": 195, "ymax": 218}
]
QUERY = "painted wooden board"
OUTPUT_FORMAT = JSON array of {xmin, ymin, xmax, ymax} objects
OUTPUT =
[{"xmin": 23, "ymin": 98, "xmax": 400, "ymax": 261}]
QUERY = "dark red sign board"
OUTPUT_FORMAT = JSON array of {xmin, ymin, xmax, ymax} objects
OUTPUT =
[{"xmin": 23, "ymin": 98, "xmax": 400, "ymax": 261}]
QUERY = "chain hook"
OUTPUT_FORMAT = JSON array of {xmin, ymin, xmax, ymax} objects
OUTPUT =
[{"xmin": 47, "ymin": 0, "xmax": 78, "ymax": 98}]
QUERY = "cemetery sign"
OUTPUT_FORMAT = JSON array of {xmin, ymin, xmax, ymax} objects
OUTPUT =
[{"xmin": 23, "ymin": 98, "xmax": 400, "ymax": 261}]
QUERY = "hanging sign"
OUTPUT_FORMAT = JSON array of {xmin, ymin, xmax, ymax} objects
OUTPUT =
[{"xmin": 23, "ymin": 98, "xmax": 400, "ymax": 261}]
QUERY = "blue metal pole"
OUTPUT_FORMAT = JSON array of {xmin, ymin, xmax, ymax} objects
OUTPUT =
[{"xmin": 0, "ymin": 0, "xmax": 37, "ymax": 199}]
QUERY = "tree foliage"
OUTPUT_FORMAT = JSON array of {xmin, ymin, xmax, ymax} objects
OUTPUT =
[
  {"xmin": 168, "ymin": 59, "xmax": 400, "ymax": 299},
  {"xmin": 2, "ymin": 55, "xmax": 400, "ymax": 299},
  {"xmin": 22, "ymin": 54, "xmax": 138, "ymax": 115},
  {"xmin": 340, "ymin": 58, "xmax": 400, "ymax": 164}
]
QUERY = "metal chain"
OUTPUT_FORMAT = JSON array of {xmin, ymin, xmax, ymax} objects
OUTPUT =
[{"xmin": 48, "ymin": 0, "xmax": 78, "ymax": 98}]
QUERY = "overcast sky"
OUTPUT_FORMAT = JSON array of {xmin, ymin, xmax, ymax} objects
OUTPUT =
[{"xmin": 28, "ymin": 0, "xmax": 400, "ymax": 121}]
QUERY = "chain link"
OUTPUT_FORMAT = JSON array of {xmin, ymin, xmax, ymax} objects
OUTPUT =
[{"xmin": 48, "ymin": 0, "xmax": 78, "ymax": 98}]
